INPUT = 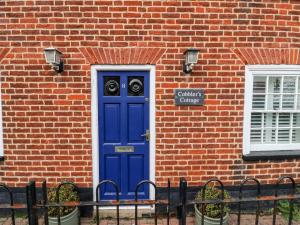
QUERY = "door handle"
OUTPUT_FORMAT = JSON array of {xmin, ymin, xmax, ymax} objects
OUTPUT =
[{"xmin": 141, "ymin": 129, "xmax": 150, "ymax": 142}]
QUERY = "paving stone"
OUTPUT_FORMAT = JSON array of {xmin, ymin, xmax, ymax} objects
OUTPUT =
[{"xmin": 1, "ymin": 214, "xmax": 300, "ymax": 225}]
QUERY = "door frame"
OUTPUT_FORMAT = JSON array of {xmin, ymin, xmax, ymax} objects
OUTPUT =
[{"xmin": 91, "ymin": 65, "xmax": 156, "ymax": 201}]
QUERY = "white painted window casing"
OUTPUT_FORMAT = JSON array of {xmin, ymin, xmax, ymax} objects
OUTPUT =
[{"xmin": 243, "ymin": 65, "xmax": 300, "ymax": 155}]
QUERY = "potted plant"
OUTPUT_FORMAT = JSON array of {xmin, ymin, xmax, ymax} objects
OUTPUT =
[
  {"xmin": 194, "ymin": 186, "xmax": 231, "ymax": 225},
  {"xmin": 47, "ymin": 184, "xmax": 80, "ymax": 225}
]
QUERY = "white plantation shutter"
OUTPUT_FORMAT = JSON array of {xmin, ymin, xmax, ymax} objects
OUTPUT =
[
  {"xmin": 278, "ymin": 113, "xmax": 290, "ymax": 144},
  {"xmin": 244, "ymin": 66, "xmax": 300, "ymax": 153},
  {"xmin": 293, "ymin": 113, "xmax": 300, "ymax": 143},
  {"xmin": 252, "ymin": 77, "xmax": 266, "ymax": 109},
  {"xmin": 250, "ymin": 76, "xmax": 300, "ymax": 145},
  {"xmin": 250, "ymin": 113, "xmax": 262, "ymax": 143}
]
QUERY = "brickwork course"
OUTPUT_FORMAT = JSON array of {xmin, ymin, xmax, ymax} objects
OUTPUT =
[{"xmin": 0, "ymin": 0, "xmax": 300, "ymax": 188}]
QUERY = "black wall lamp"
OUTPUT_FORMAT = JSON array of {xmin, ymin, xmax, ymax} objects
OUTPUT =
[
  {"xmin": 183, "ymin": 48, "xmax": 200, "ymax": 74},
  {"xmin": 44, "ymin": 47, "xmax": 64, "ymax": 73}
]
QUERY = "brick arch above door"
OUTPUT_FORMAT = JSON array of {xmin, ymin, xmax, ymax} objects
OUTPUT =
[
  {"xmin": 79, "ymin": 48, "xmax": 166, "ymax": 65},
  {"xmin": 232, "ymin": 48, "xmax": 300, "ymax": 65}
]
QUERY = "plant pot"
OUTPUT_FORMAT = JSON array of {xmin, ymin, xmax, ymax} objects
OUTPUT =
[
  {"xmin": 194, "ymin": 205, "xmax": 228, "ymax": 225},
  {"xmin": 49, "ymin": 207, "xmax": 79, "ymax": 225}
]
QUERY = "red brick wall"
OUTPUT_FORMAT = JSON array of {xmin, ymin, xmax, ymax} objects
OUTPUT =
[{"xmin": 0, "ymin": 0, "xmax": 300, "ymax": 187}]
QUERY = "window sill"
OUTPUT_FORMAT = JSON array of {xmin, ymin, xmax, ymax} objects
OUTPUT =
[
  {"xmin": 0, "ymin": 156, "xmax": 4, "ymax": 161},
  {"xmin": 243, "ymin": 150, "xmax": 300, "ymax": 161}
]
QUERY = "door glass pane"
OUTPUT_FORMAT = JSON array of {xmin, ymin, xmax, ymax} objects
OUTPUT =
[
  {"xmin": 128, "ymin": 76, "xmax": 144, "ymax": 96},
  {"xmin": 104, "ymin": 76, "xmax": 120, "ymax": 96},
  {"xmin": 297, "ymin": 95, "xmax": 300, "ymax": 110}
]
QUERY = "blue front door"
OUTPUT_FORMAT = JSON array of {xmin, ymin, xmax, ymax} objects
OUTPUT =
[{"xmin": 98, "ymin": 71, "xmax": 150, "ymax": 200}]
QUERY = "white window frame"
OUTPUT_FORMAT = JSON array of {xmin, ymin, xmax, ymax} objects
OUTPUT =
[{"xmin": 243, "ymin": 65, "xmax": 300, "ymax": 155}]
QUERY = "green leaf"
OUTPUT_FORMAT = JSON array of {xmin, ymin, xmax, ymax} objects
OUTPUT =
[
  {"xmin": 195, "ymin": 186, "xmax": 231, "ymax": 218},
  {"xmin": 47, "ymin": 184, "xmax": 79, "ymax": 217}
]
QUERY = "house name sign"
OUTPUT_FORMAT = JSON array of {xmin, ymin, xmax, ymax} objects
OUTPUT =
[{"xmin": 174, "ymin": 89, "xmax": 205, "ymax": 106}]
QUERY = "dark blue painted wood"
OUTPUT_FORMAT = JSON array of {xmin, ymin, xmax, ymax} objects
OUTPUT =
[
  {"xmin": 104, "ymin": 155, "xmax": 121, "ymax": 195},
  {"xmin": 98, "ymin": 71, "xmax": 150, "ymax": 200},
  {"xmin": 104, "ymin": 104, "xmax": 120, "ymax": 142}
]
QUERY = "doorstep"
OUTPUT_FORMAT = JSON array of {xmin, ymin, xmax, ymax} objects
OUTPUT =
[{"xmin": 97, "ymin": 207, "xmax": 155, "ymax": 219}]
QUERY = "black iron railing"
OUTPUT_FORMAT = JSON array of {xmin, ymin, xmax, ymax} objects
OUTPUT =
[
  {"xmin": 0, "ymin": 176, "xmax": 299, "ymax": 225},
  {"xmin": 177, "ymin": 176, "xmax": 299, "ymax": 225}
]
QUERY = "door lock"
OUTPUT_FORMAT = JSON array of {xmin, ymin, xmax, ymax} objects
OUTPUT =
[{"xmin": 141, "ymin": 129, "xmax": 150, "ymax": 142}]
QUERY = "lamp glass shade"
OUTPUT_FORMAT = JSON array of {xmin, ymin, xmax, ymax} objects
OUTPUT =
[
  {"xmin": 54, "ymin": 50, "xmax": 62, "ymax": 64},
  {"xmin": 186, "ymin": 50, "xmax": 199, "ymax": 64},
  {"xmin": 44, "ymin": 48, "xmax": 62, "ymax": 64}
]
